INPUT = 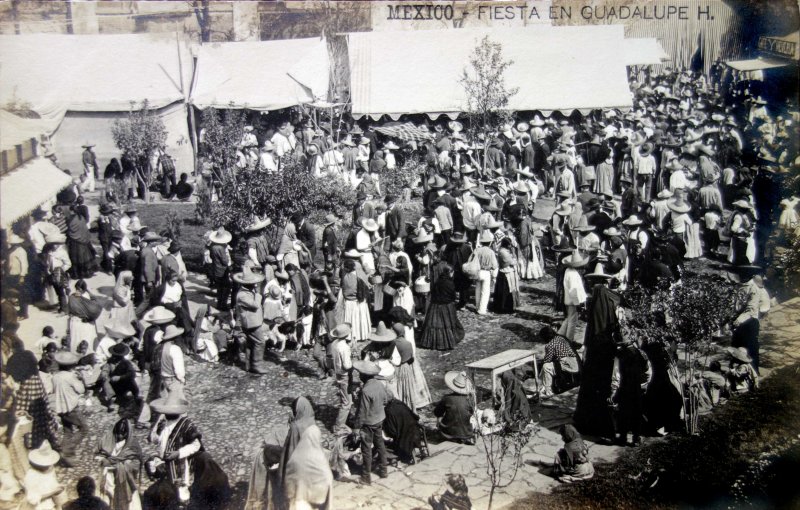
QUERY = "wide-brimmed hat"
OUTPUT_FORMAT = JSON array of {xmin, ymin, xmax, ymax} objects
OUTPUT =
[
  {"xmin": 461, "ymin": 164, "xmax": 476, "ymax": 175},
  {"xmin": 444, "ymin": 371, "xmax": 474, "ymax": 395},
  {"xmin": 369, "ymin": 321, "xmax": 396, "ymax": 342},
  {"xmin": 376, "ymin": 360, "xmax": 395, "ymax": 379},
  {"xmin": 106, "ymin": 323, "xmax": 136, "ymax": 339},
  {"xmin": 124, "ymin": 205, "xmax": 138, "ymax": 215},
  {"xmin": 109, "ymin": 343, "xmax": 131, "ymax": 357},
  {"xmin": 622, "ymin": 215, "xmax": 643, "ymax": 226},
  {"xmin": 572, "ymin": 225, "xmax": 596, "ymax": 233},
  {"xmin": 513, "ymin": 181, "xmax": 531, "ymax": 194},
  {"xmin": 726, "ymin": 346, "xmax": 752, "ymax": 363},
  {"xmin": 447, "ymin": 120, "xmax": 464, "ymax": 132},
  {"xmin": 361, "ymin": 218, "xmax": 379, "ymax": 232},
  {"xmin": 639, "ymin": 142, "xmax": 654, "ymax": 156},
  {"xmin": 358, "ymin": 136, "xmax": 370, "ymax": 145},
  {"xmin": 7, "ymin": 233, "xmax": 24, "ymax": 245},
  {"xmin": 667, "ymin": 199, "xmax": 691, "ymax": 214},
  {"xmin": 209, "ymin": 227, "xmax": 232, "ymax": 244},
  {"xmin": 413, "ymin": 229, "xmax": 434, "ymax": 244},
  {"xmin": 603, "ymin": 227, "xmax": 623, "ymax": 237},
  {"xmin": 143, "ymin": 306, "xmax": 175, "ymax": 325},
  {"xmin": 99, "ymin": 203, "xmax": 117, "ymax": 215},
  {"xmin": 341, "ymin": 139, "xmax": 355, "ymax": 148},
  {"xmin": 81, "ymin": 142, "xmax": 95, "ymax": 148},
  {"xmin": 471, "ymin": 184, "xmax": 491, "ymax": 201},
  {"xmin": 162, "ymin": 324, "xmax": 185, "ymax": 341},
  {"xmin": 657, "ymin": 189, "xmax": 674, "ymax": 199},
  {"xmin": 233, "ymin": 266, "xmax": 266, "ymax": 285},
  {"xmin": 54, "ymin": 351, "xmax": 80, "ymax": 367},
  {"xmin": 478, "ymin": 230, "xmax": 494, "ymax": 245},
  {"xmin": 449, "ymin": 231, "xmax": 467, "ymax": 244},
  {"xmin": 428, "ymin": 174, "xmax": 448, "ymax": 189},
  {"xmin": 330, "ymin": 323, "xmax": 352, "ymax": 339},
  {"xmin": 562, "ymin": 251, "xmax": 589, "ymax": 268},
  {"xmin": 530, "ymin": 114, "xmax": 546, "ymax": 127},
  {"xmin": 352, "ymin": 360, "xmax": 380, "ymax": 376},
  {"xmin": 484, "ymin": 218, "xmax": 504, "ymax": 230},
  {"xmin": 267, "ymin": 285, "xmax": 283, "ymax": 299},
  {"xmin": 383, "ymin": 141, "xmax": 400, "ymax": 150},
  {"xmin": 323, "ymin": 213, "xmax": 338, "ymax": 226},
  {"xmin": 245, "ymin": 217, "xmax": 271, "ymax": 232},
  {"xmin": 732, "ymin": 199, "xmax": 751, "ymax": 210},
  {"xmin": 141, "ymin": 231, "xmax": 163, "ymax": 243},
  {"xmin": 585, "ymin": 262, "xmax": 612, "ymax": 280},
  {"xmin": 349, "ymin": 125, "xmax": 364, "ymax": 135},
  {"xmin": 516, "ymin": 121, "xmax": 530, "ymax": 133},
  {"xmin": 553, "ymin": 202, "xmax": 572, "ymax": 216},
  {"xmin": 28, "ymin": 440, "xmax": 60, "ymax": 467},
  {"xmin": 150, "ymin": 393, "xmax": 189, "ymax": 415}
]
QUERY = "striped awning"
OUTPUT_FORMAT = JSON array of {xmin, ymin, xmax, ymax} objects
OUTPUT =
[
  {"xmin": 1, "ymin": 157, "xmax": 73, "ymax": 228},
  {"xmin": 373, "ymin": 123, "xmax": 435, "ymax": 143}
]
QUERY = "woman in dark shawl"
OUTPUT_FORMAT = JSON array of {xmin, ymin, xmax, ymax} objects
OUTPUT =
[
  {"xmin": 244, "ymin": 396, "xmax": 316, "ymax": 510},
  {"xmin": 552, "ymin": 424, "xmax": 594, "ymax": 482},
  {"xmin": 498, "ymin": 371, "xmax": 531, "ymax": 429},
  {"xmin": 642, "ymin": 340, "xmax": 685, "ymax": 435},
  {"xmin": 418, "ymin": 263, "xmax": 465, "ymax": 351},
  {"xmin": 442, "ymin": 233, "xmax": 472, "ymax": 308},
  {"xmin": 573, "ymin": 280, "xmax": 622, "ymax": 438},
  {"xmin": 97, "ymin": 418, "xmax": 143, "ymax": 510},
  {"xmin": 4, "ymin": 338, "xmax": 59, "ymax": 449},
  {"xmin": 66, "ymin": 208, "xmax": 96, "ymax": 279},
  {"xmin": 383, "ymin": 398, "xmax": 422, "ymax": 464},
  {"xmin": 278, "ymin": 396, "xmax": 316, "ymax": 484},
  {"xmin": 188, "ymin": 451, "xmax": 231, "ymax": 510},
  {"xmin": 105, "ymin": 157, "xmax": 122, "ymax": 181}
]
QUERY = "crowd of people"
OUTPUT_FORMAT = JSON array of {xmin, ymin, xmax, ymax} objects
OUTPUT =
[{"xmin": 2, "ymin": 62, "xmax": 799, "ymax": 507}]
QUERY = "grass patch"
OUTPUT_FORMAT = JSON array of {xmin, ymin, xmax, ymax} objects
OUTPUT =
[
  {"xmin": 511, "ymin": 363, "xmax": 800, "ymax": 509},
  {"xmin": 136, "ymin": 202, "xmax": 208, "ymax": 272}
]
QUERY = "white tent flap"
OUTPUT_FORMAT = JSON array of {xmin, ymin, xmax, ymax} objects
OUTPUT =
[
  {"xmin": 349, "ymin": 26, "xmax": 633, "ymax": 118},
  {"xmin": 624, "ymin": 38, "xmax": 670, "ymax": 65},
  {"xmin": 0, "ymin": 33, "xmax": 191, "ymax": 115},
  {"xmin": 1, "ymin": 157, "xmax": 73, "ymax": 228},
  {"xmin": 191, "ymin": 38, "xmax": 330, "ymax": 110},
  {"xmin": 725, "ymin": 57, "xmax": 791, "ymax": 72},
  {"xmin": 0, "ymin": 110, "xmax": 63, "ymax": 152}
]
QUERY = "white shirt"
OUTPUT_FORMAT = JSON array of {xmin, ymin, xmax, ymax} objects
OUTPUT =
[
  {"xmin": 271, "ymin": 132, "xmax": 296, "ymax": 158},
  {"xmin": 95, "ymin": 335, "xmax": 116, "ymax": 365},
  {"xmin": 162, "ymin": 281, "xmax": 183, "ymax": 304},
  {"xmin": 563, "ymin": 268, "xmax": 587, "ymax": 306}
]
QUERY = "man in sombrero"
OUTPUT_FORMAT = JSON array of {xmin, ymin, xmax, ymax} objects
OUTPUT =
[
  {"xmin": 80, "ymin": 142, "xmax": 98, "ymax": 193},
  {"xmin": 233, "ymin": 266, "xmax": 269, "ymax": 374}
]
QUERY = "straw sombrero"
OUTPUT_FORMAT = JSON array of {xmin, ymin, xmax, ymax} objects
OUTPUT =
[
  {"xmin": 150, "ymin": 393, "xmax": 189, "ymax": 415},
  {"xmin": 562, "ymin": 251, "xmax": 589, "ymax": 268},
  {"xmin": 106, "ymin": 323, "xmax": 136, "ymax": 339},
  {"xmin": 330, "ymin": 323, "xmax": 352, "ymax": 339},
  {"xmin": 233, "ymin": 266, "xmax": 266, "ymax": 285},
  {"xmin": 361, "ymin": 218, "xmax": 379, "ymax": 232},
  {"xmin": 209, "ymin": 227, "xmax": 232, "ymax": 244},
  {"xmin": 352, "ymin": 360, "xmax": 380, "ymax": 376},
  {"xmin": 28, "ymin": 440, "xmax": 60, "ymax": 467},
  {"xmin": 162, "ymin": 324, "xmax": 185, "ymax": 341},
  {"xmin": 143, "ymin": 306, "xmax": 175, "ymax": 325},
  {"xmin": 726, "ymin": 346, "xmax": 752, "ymax": 363},
  {"xmin": 585, "ymin": 262, "xmax": 613, "ymax": 280},
  {"xmin": 369, "ymin": 321, "xmax": 396, "ymax": 342},
  {"xmin": 622, "ymin": 215, "xmax": 643, "ymax": 226},
  {"xmin": 444, "ymin": 371, "xmax": 474, "ymax": 395},
  {"xmin": 54, "ymin": 351, "xmax": 80, "ymax": 367}
]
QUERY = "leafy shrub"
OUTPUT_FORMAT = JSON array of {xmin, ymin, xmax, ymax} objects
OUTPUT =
[
  {"xmin": 380, "ymin": 159, "xmax": 423, "ymax": 200},
  {"xmin": 209, "ymin": 155, "xmax": 355, "ymax": 235}
]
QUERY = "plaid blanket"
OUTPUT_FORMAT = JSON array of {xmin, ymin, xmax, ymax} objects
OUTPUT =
[{"xmin": 373, "ymin": 122, "xmax": 434, "ymax": 143}]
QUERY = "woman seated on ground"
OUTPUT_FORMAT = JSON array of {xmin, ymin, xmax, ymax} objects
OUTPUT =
[
  {"xmin": 96, "ymin": 418, "xmax": 142, "ymax": 509},
  {"xmin": 172, "ymin": 173, "xmax": 194, "ymax": 201},
  {"xmin": 434, "ymin": 371, "xmax": 476, "ymax": 445},
  {"xmin": 552, "ymin": 424, "xmax": 594, "ymax": 483},
  {"xmin": 726, "ymin": 347, "xmax": 758, "ymax": 394},
  {"xmin": 383, "ymin": 398, "xmax": 422, "ymax": 465}
]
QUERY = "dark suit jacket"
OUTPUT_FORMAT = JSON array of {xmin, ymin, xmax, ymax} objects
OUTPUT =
[
  {"xmin": 297, "ymin": 222, "xmax": 317, "ymax": 258},
  {"xmin": 386, "ymin": 206, "xmax": 406, "ymax": 240}
]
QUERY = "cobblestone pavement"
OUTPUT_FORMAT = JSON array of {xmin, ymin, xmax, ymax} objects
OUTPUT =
[{"xmin": 12, "ymin": 196, "xmax": 800, "ymax": 509}]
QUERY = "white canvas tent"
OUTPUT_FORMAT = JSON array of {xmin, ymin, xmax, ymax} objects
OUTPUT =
[
  {"xmin": 348, "ymin": 25, "xmax": 635, "ymax": 119},
  {"xmin": 624, "ymin": 38, "xmax": 670, "ymax": 66},
  {"xmin": 191, "ymin": 38, "xmax": 330, "ymax": 111},
  {"xmin": 0, "ymin": 33, "xmax": 194, "ymax": 174}
]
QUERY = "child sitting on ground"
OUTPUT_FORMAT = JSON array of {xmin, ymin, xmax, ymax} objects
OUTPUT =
[{"xmin": 726, "ymin": 347, "xmax": 758, "ymax": 394}]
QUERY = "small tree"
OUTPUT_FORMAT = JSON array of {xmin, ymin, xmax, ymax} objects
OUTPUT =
[
  {"xmin": 111, "ymin": 100, "xmax": 168, "ymax": 204},
  {"xmin": 474, "ymin": 396, "xmax": 536, "ymax": 510},
  {"xmin": 459, "ymin": 36, "xmax": 518, "ymax": 174}
]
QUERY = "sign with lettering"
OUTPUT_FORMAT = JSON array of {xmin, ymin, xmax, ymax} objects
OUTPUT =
[{"xmin": 758, "ymin": 35, "xmax": 799, "ymax": 60}]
